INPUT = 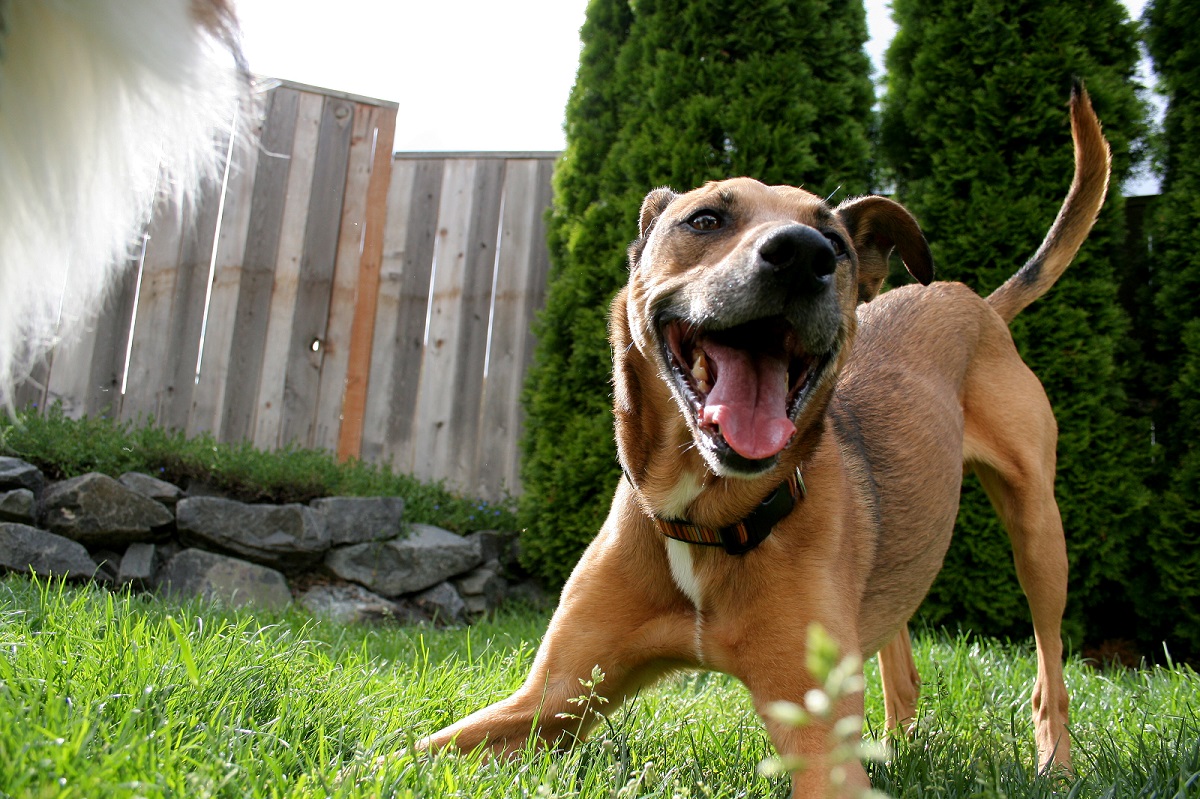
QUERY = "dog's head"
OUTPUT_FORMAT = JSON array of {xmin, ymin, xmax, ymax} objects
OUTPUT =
[{"xmin": 614, "ymin": 178, "xmax": 932, "ymax": 481}]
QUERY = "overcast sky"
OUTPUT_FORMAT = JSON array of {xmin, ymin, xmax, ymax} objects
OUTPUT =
[{"xmin": 235, "ymin": 0, "xmax": 1156, "ymax": 191}]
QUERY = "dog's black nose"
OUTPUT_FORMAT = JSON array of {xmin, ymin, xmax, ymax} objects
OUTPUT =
[{"xmin": 757, "ymin": 225, "xmax": 836, "ymax": 286}]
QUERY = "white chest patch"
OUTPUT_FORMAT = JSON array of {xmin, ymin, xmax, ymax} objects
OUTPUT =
[
  {"xmin": 659, "ymin": 471, "xmax": 706, "ymax": 608},
  {"xmin": 666, "ymin": 538, "xmax": 703, "ymax": 608}
]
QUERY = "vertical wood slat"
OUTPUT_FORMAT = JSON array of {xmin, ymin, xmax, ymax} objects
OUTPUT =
[
  {"xmin": 278, "ymin": 96, "xmax": 355, "ymax": 449},
  {"xmin": 476, "ymin": 158, "xmax": 553, "ymax": 498},
  {"xmin": 158, "ymin": 178, "xmax": 225, "ymax": 431},
  {"xmin": 450, "ymin": 159, "xmax": 506, "ymax": 492},
  {"xmin": 42, "ymin": 318, "xmax": 98, "ymax": 418},
  {"xmin": 220, "ymin": 86, "xmax": 302, "ymax": 444},
  {"xmin": 314, "ymin": 102, "xmax": 377, "ymax": 453},
  {"xmin": 252, "ymin": 90, "xmax": 324, "ymax": 449},
  {"xmin": 335, "ymin": 104, "xmax": 398, "ymax": 460},
  {"xmin": 360, "ymin": 158, "xmax": 445, "ymax": 467},
  {"xmin": 188, "ymin": 113, "xmax": 264, "ymax": 437},
  {"xmin": 408, "ymin": 160, "xmax": 480, "ymax": 481},
  {"xmin": 119, "ymin": 200, "xmax": 185, "ymax": 423},
  {"xmin": 83, "ymin": 257, "xmax": 140, "ymax": 417}
]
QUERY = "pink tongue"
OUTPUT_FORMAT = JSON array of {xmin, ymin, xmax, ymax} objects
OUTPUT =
[{"xmin": 700, "ymin": 340, "xmax": 796, "ymax": 460}]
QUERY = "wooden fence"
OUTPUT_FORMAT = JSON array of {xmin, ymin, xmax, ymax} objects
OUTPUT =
[{"xmin": 15, "ymin": 80, "xmax": 557, "ymax": 501}]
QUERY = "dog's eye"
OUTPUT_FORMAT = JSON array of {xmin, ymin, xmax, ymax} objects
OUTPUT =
[
  {"xmin": 824, "ymin": 233, "xmax": 848, "ymax": 258},
  {"xmin": 687, "ymin": 212, "xmax": 723, "ymax": 232}
]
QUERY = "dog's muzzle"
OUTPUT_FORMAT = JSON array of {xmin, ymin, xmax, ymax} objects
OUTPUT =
[{"xmin": 653, "ymin": 223, "xmax": 843, "ymax": 474}]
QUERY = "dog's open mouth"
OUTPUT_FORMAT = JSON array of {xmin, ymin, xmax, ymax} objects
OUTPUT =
[{"xmin": 661, "ymin": 317, "xmax": 831, "ymax": 466}]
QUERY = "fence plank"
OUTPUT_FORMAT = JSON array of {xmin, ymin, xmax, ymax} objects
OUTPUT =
[
  {"xmin": 189, "ymin": 115, "xmax": 264, "ymax": 437},
  {"xmin": 83, "ymin": 255, "xmax": 140, "ymax": 417},
  {"xmin": 314, "ymin": 102, "xmax": 376, "ymax": 453},
  {"xmin": 336, "ymin": 105, "xmax": 398, "ymax": 461},
  {"xmin": 42, "ymin": 317, "xmax": 99, "ymax": 418},
  {"xmin": 359, "ymin": 160, "xmax": 417, "ymax": 464},
  {"xmin": 407, "ymin": 159, "xmax": 480, "ymax": 481},
  {"xmin": 361, "ymin": 158, "xmax": 444, "ymax": 466},
  {"xmin": 278, "ymin": 95, "xmax": 354, "ymax": 449},
  {"xmin": 119, "ymin": 200, "xmax": 185, "ymax": 423},
  {"xmin": 251, "ymin": 89, "xmax": 323, "ymax": 450},
  {"xmin": 157, "ymin": 178, "xmax": 224, "ymax": 431},
  {"xmin": 219, "ymin": 86, "xmax": 301, "ymax": 444},
  {"xmin": 450, "ymin": 159, "xmax": 505, "ymax": 493},
  {"xmin": 476, "ymin": 158, "xmax": 552, "ymax": 497}
]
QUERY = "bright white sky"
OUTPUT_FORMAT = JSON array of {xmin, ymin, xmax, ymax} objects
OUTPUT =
[
  {"xmin": 235, "ymin": 0, "xmax": 1155, "ymax": 189},
  {"xmin": 233, "ymin": 0, "xmax": 924, "ymax": 152}
]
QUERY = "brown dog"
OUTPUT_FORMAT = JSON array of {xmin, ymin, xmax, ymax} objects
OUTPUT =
[{"xmin": 419, "ymin": 87, "xmax": 1110, "ymax": 797}]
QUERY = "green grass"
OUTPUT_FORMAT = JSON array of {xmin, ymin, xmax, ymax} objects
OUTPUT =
[
  {"xmin": 0, "ymin": 576, "xmax": 1196, "ymax": 798},
  {"xmin": 0, "ymin": 406, "xmax": 516, "ymax": 535}
]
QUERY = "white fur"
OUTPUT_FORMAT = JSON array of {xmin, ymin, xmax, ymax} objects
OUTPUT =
[
  {"xmin": 661, "ymin": 470, "xmax": 705, "ymax": 608},
  {"xmin": 0, "ymin": 0, "xmax": 245, "ymax": 401},
  {"xmin": 666, "ymin": 537, "xmax": 703, "ymax": 608}
]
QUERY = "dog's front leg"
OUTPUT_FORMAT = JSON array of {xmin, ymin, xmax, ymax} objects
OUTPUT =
[
  {"xmin": 418, "ymin": 492, "xmax": 697, "ymax": 757},
  {"xmin": 746, "ymin": 646, "xmax": 871, "ymax": 798}
]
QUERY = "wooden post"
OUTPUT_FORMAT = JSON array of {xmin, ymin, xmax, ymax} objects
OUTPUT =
[{"xmin": 337, "ymin": 105, "xmax": 397, "ymax": 462}]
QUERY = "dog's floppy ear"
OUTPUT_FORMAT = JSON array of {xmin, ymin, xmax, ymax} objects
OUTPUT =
[
  {"xmin": 835, "ymin": 195, "xmax": 934, "ymax": 302},
  {"xmin": 639, "ymin": 187, "xmax": 677, "ymax": 236},
  {"xmin": 628, "ymin": 187, "xmax": 677, "ymax": 268}
]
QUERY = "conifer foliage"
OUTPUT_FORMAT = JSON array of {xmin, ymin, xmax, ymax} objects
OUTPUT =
[
  {"xmin": 1143, "ymin": 0, "xmax": 1200, "ymax": 658},
  {"xmin": 520, "ymin": 0, "xmax": 876, "ymax": 585},
  {"xmin": 880, "ymin": 0, "xmax": 1149, "ymax": 645}
]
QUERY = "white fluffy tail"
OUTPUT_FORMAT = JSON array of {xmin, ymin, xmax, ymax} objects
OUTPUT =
[{"xmin": 0, "ymin": 0, "xmax": 249, "ymax": 402}]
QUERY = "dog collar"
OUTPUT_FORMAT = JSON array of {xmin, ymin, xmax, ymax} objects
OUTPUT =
[{"xmin": 647, "ymin": 467, "xmax": 806, "ymax": 556}]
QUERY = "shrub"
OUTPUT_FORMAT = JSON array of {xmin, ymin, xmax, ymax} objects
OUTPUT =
[{"xmin": 1142, "ymin": 0, "xmax": 1200, "ymax": 659}]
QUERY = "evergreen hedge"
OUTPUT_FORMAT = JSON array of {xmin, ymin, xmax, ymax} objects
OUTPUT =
[
  {"xmin": 1143, "ymin": 0, "xmax": 1200, "ymax": 659},
  {"xmin": 519, "ymin": 0, "xmax": 876, "ymax": 585},
  {"xmin": 880, "ymin": 0, "xmax": 1150, "ymax": 648}
]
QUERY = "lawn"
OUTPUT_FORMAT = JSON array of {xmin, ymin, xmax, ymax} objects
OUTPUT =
[{"xmin": 0, "ymin": 575, "xmax": 1196, "ymax": 799}]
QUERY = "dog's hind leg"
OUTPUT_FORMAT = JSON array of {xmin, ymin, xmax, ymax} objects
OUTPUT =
[
  {"xmin": 877, "ymin": 625, "xmax": 921, "ymax": 735},
  {"xmin": 963, "ymin": 329, "xmax": 1071, "ymax": 773}
]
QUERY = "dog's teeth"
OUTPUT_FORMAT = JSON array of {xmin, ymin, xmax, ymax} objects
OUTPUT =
[{"xmin": 691, "ymin": 350, "xmax": 710, "ymax": 393}]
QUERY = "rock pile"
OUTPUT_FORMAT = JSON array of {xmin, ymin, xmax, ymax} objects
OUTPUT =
[{"xmin": 0, "ymin": 457, "xmax": 543, "ymax": 624}]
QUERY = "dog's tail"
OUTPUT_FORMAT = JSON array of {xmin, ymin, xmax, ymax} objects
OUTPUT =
[{"xmin": 986, "ymin": 83, "xmax": 1112, "ymax": 324}]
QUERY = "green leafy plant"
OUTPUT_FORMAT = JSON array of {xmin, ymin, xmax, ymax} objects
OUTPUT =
[{"xmin": 760, "ymin": 624, "xmax": 892, "ymax": 799}]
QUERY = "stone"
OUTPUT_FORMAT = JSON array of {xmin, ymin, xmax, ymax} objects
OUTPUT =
[
  {"xmin": 309, "ymin": 496, "xmax": 405, "ymax": 546},
  {"xmin": 300, "ymin": 582, "xmax": 424, "ymax": 625},
  {"xmin": 465, "ymin": 530, "xmax": 511, "ymax": 566},
  {"xmin": 118, "ymin": 542, "xmax": 159, "ymax": 587},
  {"xmin": 453, "ymin": 561, "xmax": 507, "ymax": 608},
  {"xmin": 0, "ymin": 523, "xmax": 96, "ymax": 579},
  {"xmin": 462, "ymin": 594, "xmax": 489, "ymax": 617},
  {"xmin": 0, "ymin": 457, "xmax": 44, "ymax": 495},
  {"xmin": 118, "ymin": 472, "xmax": 184, "ymax": 507},
  {"xmin": 324, "ymin": 523, "xmax": 482, "ymax": 596},
  {"xmin": 156, "ymin": 548, "xmax": 291, "ymax": 611},
  {"xmin": 176, "ymin": 497, "xmax": 330, "ymax": 573},
  {"xmin": 412, "ymin": 581, "xmax": 466, "ymax": 624},
  {"xmin": 505, "ymin": 579, "xmax": 553, "ymax": 610},
  {"xmin": 91, "ymin": 550, "xmax": 121, "ymax": 583},
  {"xmin": 42, "ymin": 473, "xmax": 174, "ymax": 547},
  {"xmin": 0, "ymin": 488, "xmax": 36, "ymax": 524}
]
